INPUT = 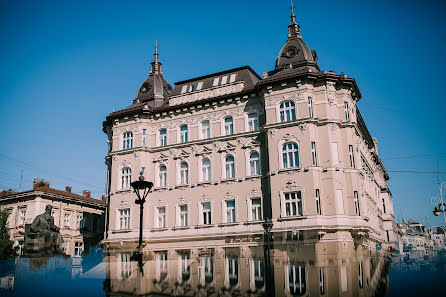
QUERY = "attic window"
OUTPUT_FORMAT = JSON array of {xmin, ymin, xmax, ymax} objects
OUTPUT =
[
  {"xmin": 140, "ymin": 83, "xmax": 150, "ymax": 93},
  {"xmin": 197, "ymin": 81, "xmax": 203, "ymax": 90},
  {"xmin": 181, "ymin": 85, "xmax": 188, "ymax": 94},
  {"xmin": 165, "ymin": 86, "xmax": 171, "ymax": 94},
  {"xmin": 213, "ymin": 77, "xmax": 219, "ymax": 86},
  {"xmin": 229, "ymin": 74, "xmax": 236, "ymax": 83},
  {"xmin": 287, "ymin": 47, "xmax": 298, "ymax": 58},
  {"xmin": 221, "ymin": 76, "xmax": 228, "ymax": 85},
  {"xmin": 189, "ymin": 84, "xmax": 195, "ymax": 92}
]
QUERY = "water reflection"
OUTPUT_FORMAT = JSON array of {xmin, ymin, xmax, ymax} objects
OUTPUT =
[{"xmin": 104, "ymin": 235, "xmax": 391, "ymax": 297}]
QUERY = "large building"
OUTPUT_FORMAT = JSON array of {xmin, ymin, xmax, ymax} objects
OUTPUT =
[
  {"xmin": 0, "ymin": 179, "xmax": 105, "ymax": 256},
  {"xmin": 102, "ymin": 9, "xmax": 395, "ymax": 254}
]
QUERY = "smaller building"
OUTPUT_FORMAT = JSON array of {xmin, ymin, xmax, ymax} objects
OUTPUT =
[{"xmin": 0, "ymin": 179, "xmax": 105, "ymax": 257}]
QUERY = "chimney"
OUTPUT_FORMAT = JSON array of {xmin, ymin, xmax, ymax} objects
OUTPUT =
[
  {"xmin": 83, "ymin": 190, "xmax": 91, "ymax": 198},
  {"xmin": 33, "ymin": 179, "xmax": 49, "ymax": 190},
  {"xmin": 65, "ymin": 186, "xmax": 72, "ymax": 193}
]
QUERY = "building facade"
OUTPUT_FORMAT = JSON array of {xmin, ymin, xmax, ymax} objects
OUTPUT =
[
  {"xmin": 0, "ymin": 179, "xmax": 106, "ymax": 256},
  {"xmin": 102, "ymin": 11, "xmax": 395, "ymax": 252}
]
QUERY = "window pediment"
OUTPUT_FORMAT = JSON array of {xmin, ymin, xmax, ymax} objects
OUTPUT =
[
  {"xmin": 218, "ymin": 141, "xmax": 237, "ymax": 152},
  {"xmin": 173, "ymin": 149, "xmax": 190, "ymax": 160},
  {"xmin": 153, "ymin": 153, "xmax": 169, "ymax": 163},
  {"xmin": 242, "ymin": 139, "xmax": 261, "ymax": 149},
  {"xmin": 195, "ymin": 145, "xmax": 213, "ymax": 156}
]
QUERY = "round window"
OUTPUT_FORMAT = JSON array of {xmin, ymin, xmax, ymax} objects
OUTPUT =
[{"xmin": 288, "ymin": 48, "xmax": 296, "ymax": 57}]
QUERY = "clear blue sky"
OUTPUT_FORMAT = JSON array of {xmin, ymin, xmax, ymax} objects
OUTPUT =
[{"xmin": 1, "ymin": 0, "xmax": 445, "ymax": 226}]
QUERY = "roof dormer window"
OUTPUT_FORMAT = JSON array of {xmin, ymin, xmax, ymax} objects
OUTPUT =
[
  {"xmin": 229, "ymin": 74, "xmax": 236, "ymax": 83},
  {"xmin": 189, "ymin": 83, "xmax": 195, "ymax": 92},
  {"xmin": 197, "ymin": 81, "xmax": 203, "ymax": 90},
  {"xmin": 181, "ymin": 85, "xmax": 188, "ymax": 94},
  {"xmin": 221, "ymin": 76, "xmax": 228, "ymax": 85},
  {"xmin": 213, "ymin": 77, "xmax": 219, "ymax": 86}
]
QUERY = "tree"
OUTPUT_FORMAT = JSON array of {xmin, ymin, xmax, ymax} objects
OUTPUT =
[{"xmin": 0, "ymin": 209, "xmax": 17, "ymax": 259}]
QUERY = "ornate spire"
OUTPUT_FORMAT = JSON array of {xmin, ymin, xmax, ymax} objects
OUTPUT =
[
  {"xmin": 288, "ymin": 0, "xmax": 301, "ymax": 38},
  {"xmin": 150, "ymin": 40, "xmax": 162, "ymax": 75}
]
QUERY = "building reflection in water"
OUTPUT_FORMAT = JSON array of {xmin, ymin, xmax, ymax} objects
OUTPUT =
[{"xmin": 103, "ymin": 232, "xmax": 391, "ymax": 297}]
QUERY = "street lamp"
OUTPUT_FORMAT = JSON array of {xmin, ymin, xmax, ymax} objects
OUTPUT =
[
  {"xmin": 130, "ymin": 171, "xmax": 153, "ymax": 263},
  {"xmin": 262, "ymin": 218, "xmax": 274, "ymax": 297},
  {"xmin": 431, "ymin": 182, "xmax": 446, "ymax": 226}
]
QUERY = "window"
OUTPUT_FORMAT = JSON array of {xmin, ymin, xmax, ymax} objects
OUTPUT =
[
  {"xmin": 311, "ymin": 142, "xmax": 318, "ymax": 166},
  {"xmin": 202, "ymin": 158, "xmax": 211, "ymax": 182},
  {"xmin": 74, "ymin": 242, "xmax": 83, "ymax": 257},
  {"xmin": 202, "ymin": 202, "xmax": 211, "ymax": 225},
  {"xmin": 335, "ymin": 189, "xmax": 344, "ymax": 214},
  {"xmin": 253, "ymin": 259, "xmax": 265, "ymax": 288},
  {"xmin": 197, "ymin": 81, "xmax": 203, "ymax": 90},
  {"xmin": 284, "ymin": 192, "xmax": 303, "ymax": 217},
  {"xmin": 157, "ymin": 207, "xmax": 166, "ymax": 228},
  {"xmin": 180, "ymin": 125, "xmax": 188, "ymax": 143},
  {"xmin": 288, "ymin": 264, "xmax": 306, "ymax": 296},
  {"xmin": 358, "ymin": 262, "xmax": 364, "ymax": 288},
  {"xmin": 142, "ymin": 129, "xmax": 146, "ymax": 147},
  {"xmin": 121, "ymin": 167, "xmax": 132, "ymax": 189},
  {"xmin": 179, "ymin": 253, "xmax": 191, "ymax": 281},
  {"xmin": 354, "ymin": 191, "xmax": 360, "ymax": 216},
  {"xmin": 319, "ymin": 268, "xmax": 325, "ymax": 295},
  {"xmin": 157, "ymin": 252, "xmax": 168, "ymax": 280},
  {"xmin": 213, "ymin": 77, "xmax": 219, "ymax": 86},
  {"xmin": 203, "ymin": 256, "xmax": 213, "ymax": 283},
  {"xmin": 141, "ymin": 167, "xmax": 145, "ymax": 174},
  {"xmin": 123, "ymin": 132, "xmax": 133, "ymax": 149},
  {"xmin": 224, "ymin": 117, "xmax": 234, "ymax": 135},
  {"xmin": 331, "ymin": 142, "xmax": 339, "ymax": 165},
  {"xmin": 226, "ymin": 200, "xmax": 236, "ymax": 223},
  {"xmin": 227, "ymin": 257, "xmax": 239, "ymax": 285},
  {"xmin": 348, "ymin": 145, "xmax": 355, "ymax": 168},
  {"xmin": 189, "ymin": 83, "xmax": 195, "ymax": 92},
  {"xmin": 181, "ymin": 85, "xmax": 188, "ymax": 94},
  {"xmin": 64, "ymin": 213, "xmax": 70, "ymax": 228},
  {"xmin": 229, "ymin": 73, "xmax": 236, "ymax": 83},
  {"xmin": 225, "ymin": 155, "xmax": 235, "ymax": 179},
  {"xmin": 344, "ymin": 101, "xmax": 350, "ymax": 121},
  {"xmin": 248, "ymin": 113, "xmax": 258, "ymax": 131},
  {"xmin": 249, "ymin": 152, "xmax": 260, "ymax": 176},
  {"xmin": 179, "ymin": 205, "xmax": 188, "ymax": 226},
  {"xmin": 76, "ymin": 215, "xmax": 83, "ymax": 229},
  {"xmin": 282, "ymin": 143, "xmax": 300, "ymax": 168},
  {"xmin": 308, "ymin": 97, "xmax": 313, "ymax": 118},
  {"xmin": 251, "ymin": 198, "xmax": 262, "ymax": 221},
  {"xmin": 180, "ymin": 162, "xmax": 189, "ymax": 184},
  {"xmin": 118, "ymin": 253, "xmax": 131, "ymax": 280},
  {"xmin": 19, "ymin": 210, "xmax": 26, "ymax": 226},
  {"xmin": 119, "ymin": 208, "xmax": 130, "ymax": 229},
  {"xmin": 279, "ymin": 101, "xmax": 296, "ymax": 122},
  {"xmin": 201, "ymin": 121, "xmax": 210, "ymax": 139},
  {"xmin": 221, "ymin": 75, "xmax": 228, "ymax": 85},
  {"xmin": 159, "ymin": 165, "xmax": 167, "ymax": 187},
  {"xmin": 315, "ymin": 189, "xmax": 321, "ymax": 215},
  {"xmin": 382, "ymin": 198, "xmax": 386, "ymax": 214},
  {"xmin": 159, "ymin": 129, "xmax": 167, "ymax": 146},
  {"xmin": 386, "ymin": 230, "xmax": 390, "ymax": 242}
]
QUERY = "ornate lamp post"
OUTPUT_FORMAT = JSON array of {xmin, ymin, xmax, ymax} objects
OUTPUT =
[
  {"xmin": 262, "ymin": 218, "xmax": 274, "ymax": 297},
  {"xmin": 130, "ymin": 171, "xmax": 153, "ymax": 263}
]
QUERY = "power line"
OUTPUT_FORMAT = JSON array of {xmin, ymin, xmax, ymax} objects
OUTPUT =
[
  {"xmin": 387, "ymin": 170, "xmax": 446, "ymax": 174},
  {"xmin": 383, "ymin": 153, "xmax": 446, "ymax": 160}
]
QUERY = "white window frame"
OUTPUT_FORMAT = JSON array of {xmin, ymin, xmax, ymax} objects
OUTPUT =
[
  {"xmin": 64, "ymin": 213, "xmax": 70, "ymax": 228},
  {"xmin": 223, "ymin": 200, "xmax": 236, "ymax": 223},
  {"xmin": 201, "ymin": 120, "xmax": 211, "ymax": 139},
  {"xmin": 344, "ymin": 101, "xmax": 350, "ymax": 121},
  {"xmin": 308, "ymin": 96, "xmax": 313, "ymax": 118},
  {"xmin": 315, "ymin": 189, "xmax": 322, "ymax": 215},
  {"xmin": 319, "ymin": 267, "xmax": 325, "ymax": 294},
  {"xmin": 158, "ymin": 164, "xmax": 167, "ymax": 187},
  {"xmin": 177, "ymin": 204, "xmax": 189, "ymax": 227},
  {"xmin": 354, "ymin": 191, "xmax": 360, "ymax": 216},
  {"xmin": 224, "ymin": 155, "xmax": 235, "ymax": 179},
  {"xmin": 118, "ymin": 208, "xmax": 130, "ymax": 230},
  {"xmin": 249, "ymin": 151, "xmax": 261, "ymax": 176},
  {"xmin": 19, "ymin": 209, "xmax": 26, "ymax": 226},
  {"xmin": 122, "ymin": 131, "xmax": 133, "ymax": 149},
  {"xmin": 74, "ymin": 241, "xmax": 83, "ymax": 257},
  {"xmin": 279, "ymin": 100, "xmax": 296, "ymax": 122},
  {"xmin": 247, "ymin": 112, "xmax": 259, "ymax": 132},
  {"xmin": 282, "ymin": 191, "xmax": 303, "ymax": 217},
  {"xmin": 212, "ymin": 77, "xmax": 219, "ymax": 86},
  {"xmin": 311, "ymin": 141, "xmax": 318, "ymax": 166},
  {"xmin": 249, "ymin": 197, "xmax": 262, "ymax": 221},
  {"xmin": 121, "ymin": 167, "xmax": 132, "ymax": 190},
  {"xmin": 197, "ymin": 81, "xmax": 203, "ymax": 90},
  {"xmin": 159, "ymin": 129, "xmax": 167, "ymax": 146},
  {"xmin": 117, "ymin": 252, "xmax": 132, "ymax": 280},
  {"xmin": 179, "ymin": 125, "xmax": 188, "ymax": 143},
  {"xmin": 229, "ymin": 73, "xmax": 236, "ymax": 83},
  {"xmin": 358, "ymin": 261, "xmax": 364, "ymax": 288},
  {"xmin": 348, "ymin": 145, "xmax": 355, "ymax": 168},
  {"xmin": 76, "ymin": 215, "xmax": 83, "ymax": 229},
  {"xmin": 226, "ymin": 256, "xmax": 239, "ymax": 286},
  {"xmin": 189, "ymin": 83, "xmax": 195, "ymax": 92},
  {"xmin": 156, "ymin": 251, "xmax": 168, "ymax": 280},
  {"xmin": 181, "ymin": 85, "xmax": 188, "ymax": 94},
  {"xmin": 282, "ymin": 142, "xmax": 300, "ymax": 169},
  {"xmin": 200, "ymin": 157, "xmax": 212, "ymax": 182},
  {"xmin": 221, "ymin": 75, "xmax": 228, "ymax": 85},
  {"xmin": 223, "ymin": 116, "xmax": 234, "ymax": 136},
  {"xmin": 286, "ymin": 264, "xmax": 306, "ymax": 296},
  {"xmin": 179, "ymin": 162, "xmax": 189, "ymax": 185},
  {"xmin": 155, "ymin": 206, "xmax": 166, "ymax": 228},
  {"xmin": 200, "ymin": 202, "xmax": 212, "ymax": 225}
]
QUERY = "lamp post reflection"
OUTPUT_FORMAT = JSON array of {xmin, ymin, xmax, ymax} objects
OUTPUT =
[{"xmin": 262, "ymin": 217, "xmax": 274, "ymax": 297}]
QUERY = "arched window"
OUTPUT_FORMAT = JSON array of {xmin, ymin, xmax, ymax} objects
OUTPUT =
[
  {"xmin": 201, "ymin": 121, "xmax": 210, "ymax": 139},
  {"xmin": 121, "ymin": 167, "xmax": 132, "ymax": 189},
  {"xmin": 202, "ymin": 158, "xmax": 211, "ymax": 182},
  {"xmin": 282, "ymin": 143, "xmax": 299, "ymax": 168},
  {"xmin": 159, "ymin": 129, "xmax": 167, "ymax": 146},
  {"xmin": 180, "ymin": 162, "xmax": 189, "ymax": 184},
  {"xmin": 249, "ymin": 151, "xmax": 260, "ymax": 175},
  {"xmin": 159, "ymin": 165, "xmax": 167, "ymax": 187},
  {"xmin": 225, "ymin": 155, "xmax": 235, "ymax": 179},
  {"xmin": 279, "ymin": 101, "xmax": 296, "ymax": 122},
  {"xmin": 123, "ymin": 132, "xmax": 133, "ymax": 149},
  {"xmin": 248, "ymin": 113, "xmax": 258, "ymax": 131},
  {"xmin": 224, "ymin": 117, "xmax": 234, "ymax": 136},
  {"xmin": 180, "ymin": 125, "xmax": 188, "ymax": 143}
]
